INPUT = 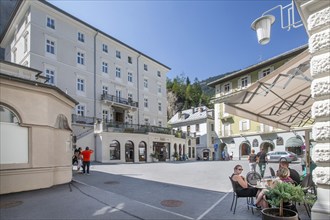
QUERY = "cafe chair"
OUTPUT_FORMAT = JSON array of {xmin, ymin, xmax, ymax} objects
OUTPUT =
[
  {"xmin": 300, "ymin": 173, "xmax": 316, "ymax": 217},
  {"xmin": 269, "ymin": 167, "xmax": 276, "ymax": 177},
  {"xmin": 228, "ymin": 177, "xmax": 255, "ymax": 215}
]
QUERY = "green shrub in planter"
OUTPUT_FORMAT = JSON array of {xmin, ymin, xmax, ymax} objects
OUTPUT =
[{"xmin": 264, "ymin": 182, "xmax": 305, "ymax": 217}]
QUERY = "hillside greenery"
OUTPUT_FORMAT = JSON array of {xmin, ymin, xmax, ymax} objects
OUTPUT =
[{"xmin": 166, "ymin": 71, "xmax": 238, "ymax": 120}]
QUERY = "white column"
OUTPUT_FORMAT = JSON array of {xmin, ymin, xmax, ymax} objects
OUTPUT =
[{"xmin": 295, "ymin": 1, "xmax": 330, "ymax": 219}]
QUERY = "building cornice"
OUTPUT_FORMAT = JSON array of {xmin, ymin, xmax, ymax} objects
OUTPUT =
[{"xmin": 208, "ymin": 44, "xmax": 308, "ymax": 87}]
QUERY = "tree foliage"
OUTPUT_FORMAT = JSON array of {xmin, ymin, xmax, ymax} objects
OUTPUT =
[{"xmin": 167, "ymin": 74, "xmax": 212, "ymax": 112}]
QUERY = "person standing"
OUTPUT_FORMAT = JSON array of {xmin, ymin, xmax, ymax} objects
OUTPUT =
[
  {"xmin": 222, "ymin": 150, "xmax": 226, "ymax": 161},
  {"xmin": 248, "ymin": 149, "xmax": 257, "ymax": 172},
  {"xmin": 256, "ymin": 148, "xmax": 268, "ymax": 178},
  {"xmin": 77, "ymin": 147, "xmax": 83, "ymax": 173},
  {"xmin": 81, "ymin": 147, "xmax": 94, "ymax": 175}
]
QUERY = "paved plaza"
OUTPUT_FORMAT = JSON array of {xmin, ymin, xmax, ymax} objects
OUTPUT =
[{"xmin": 0, "ymin": 160, "xmax": 310, "ymax": 219}]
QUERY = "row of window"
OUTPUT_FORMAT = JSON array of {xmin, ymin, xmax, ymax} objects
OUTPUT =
[
  {"xmin": 46, "ymin": 16, "xmax": 162, "ymax": 77},
  {"xmin": 44, "ymin": 64, "xmax": 162, "ymax": 95},
  {"xmin": 220, "ymin": 67, "xmax": 273, "ymax": 94}
]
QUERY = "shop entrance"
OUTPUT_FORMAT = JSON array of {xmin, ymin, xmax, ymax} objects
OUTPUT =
[{"xmin": 153, "ymin": 142, "xmax": 169, "ymax": 161}]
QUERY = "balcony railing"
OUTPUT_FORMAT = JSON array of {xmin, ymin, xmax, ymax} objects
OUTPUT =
[
  {"xmin": 101, "ymin": 94, "xmax": 138, "ymax": 108},
  {"xmin": 72, "ymin": 114, "xmax": 96, "ymax": 125},
  {"xmin": 105, "ymin": 121, "xmax": 172, "ymax": 135}
]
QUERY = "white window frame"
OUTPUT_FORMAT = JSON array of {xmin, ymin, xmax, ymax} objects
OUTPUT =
[
  {"xmin": 102, "ymin": 61, "xmax": 108, "ymax": 73},
  {"xmin": 102, "ymin": 85, "xmax": 108, "ymax": 94},
  {"xmin": 239, "ymin": 119, "xmax": 250, "ymax": 131},
  {"xmin": 144, "ymin": 64, "xmax": 148, "ymax": 71},
  {"xmin": 45, "ymin": 37, "xmax": 56, "ymax": 57},
  {"xmin": 116, "ymin": 50, "xmax": 121, "ymax": 59},
  {"xmin": 223, "ymin": 82, "xmax": 231, "ymax": 94},
  {"xmin": 157, "ymin": 71, "xmax": 161, "ymax": 77},
  {"xmin": 76, "ymin": 104, "xmax": 85, "ymax": 117},
  {"xmin": 115, "ymin": 90, "xmax": 122, "ymax": 99},
  {"xmin": 158, "ymin": 102, "xmax": 162, "ymax": 112},
  {"xmin": 78, "ymin": 32, "xmax": 85, "ymax": 43},
  {"xmin": 144, "ymin": 97, "xmax": 149, "ymax": 108},
  {"xmin": 222, "ymin": 123, "xmax": 231, "ymax": 136},
  {"xmin": 128, "ymin": 72, "xmax": 133, "ymax": 83},
  {"xmin": 116, "ymin": 67, "xmax": 121, "ymax": 78},
  {"xmin": 77, "ymin": 77, "xmax": 85, "ymax": 95},
  {"xmin": 196, "ymin": 124, "xmax": 200, "ymax": 132},
  {"xmin": 144, "ymin": 78, "xmax": 148, "ymax": 89},
  {"xmin": 45, "ymin": 65, "xmax": 56, "ymax": 85},
  {"xmin": 258, "ymin": 67, "xmax": 274, "ymax": 79},
  {"xmin": 238, "ymin": 76, "xmax": 250, "ymax": 89},
  {"xmin": 102, "ymin": 110, "xmax": 109, "ymax": 121},
  {"xmin": 77, "ymin": 50, "xmax": 85, "ymax": 65},
  {"xmin": 128, "ymin": 56, "xmax": 132, "ymax": 64},
  {"xmin": 102, "ymin": 44, "xmax": 108, "ymax": 53},
  {"xmin": 46, "ymin": 16, "xmax": 55, "ymax": 29}
]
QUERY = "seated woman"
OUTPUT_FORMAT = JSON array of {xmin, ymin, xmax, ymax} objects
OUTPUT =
[
  {"xmin": 231, "ymin": 165, "xmax": 258, "ymax": 197},
  {"xmin": 255, "ymin": 167, "xmax": 294, "ymax": 209}
]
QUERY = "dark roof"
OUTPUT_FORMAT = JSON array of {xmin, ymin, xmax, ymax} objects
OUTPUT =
[
  {"xmin": 1, "ymin": 0, "xmax": 170, "ymax": 71},
  {"xmin": 207, "ymin": 44, "xmax": 308, "ymax": 87}
]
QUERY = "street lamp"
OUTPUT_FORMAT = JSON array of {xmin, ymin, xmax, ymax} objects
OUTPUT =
[{"xmin": 251, "ymin": 0, "xmax": 303, "ymax": 45}]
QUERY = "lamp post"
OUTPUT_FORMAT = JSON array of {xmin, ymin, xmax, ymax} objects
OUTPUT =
[{"xmin": 251, "ymin": 0, "xmax": 303, "ymax": 45}]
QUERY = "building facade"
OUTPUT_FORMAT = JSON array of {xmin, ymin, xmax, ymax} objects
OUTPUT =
[
  {"xmin": 0, "ymin": 60, "xmax": 78, "ymax": 194},
  {"xmin": 0, "ymin": 0, "xmax": 178, "ymax": 163},
  {"xmin": 208, "ymin": 45, "xmax": 313, "ymax": 160},
  {"xmin": 168, "ymin": 106, "xmax": 216, "ymax": 160}
]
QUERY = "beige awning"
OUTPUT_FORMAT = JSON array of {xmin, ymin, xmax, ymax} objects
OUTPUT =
[{"xmin": 223, "ymin": 50, "xmax": 313, "ymax": 131}]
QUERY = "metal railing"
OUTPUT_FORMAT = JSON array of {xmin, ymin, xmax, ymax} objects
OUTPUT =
[
  {"xmin": 101, "ymin": 94, "xmax": 138, "ymax": 107},
  {"xmin": 104, "ymin": 121, "xmax": 172, "ymax": 135},
  {"xmin": 72, "ymin": 114, "xmax": 95, "ymax": 125}
]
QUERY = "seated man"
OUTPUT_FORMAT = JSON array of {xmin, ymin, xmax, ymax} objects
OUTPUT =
[{"xmin": 277, "ymin": 161, "xmax": 301, "ymax": 185}]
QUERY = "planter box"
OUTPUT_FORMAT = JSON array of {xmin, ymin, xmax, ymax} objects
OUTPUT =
[{"xmin": 261, "ymin": 208, "xmax": 298, "ymax": 220}]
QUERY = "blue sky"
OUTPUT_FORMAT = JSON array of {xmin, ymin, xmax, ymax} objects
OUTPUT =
[{"xmin": 49, "ymin": 0, "xmax": 308, "ymax": 81}]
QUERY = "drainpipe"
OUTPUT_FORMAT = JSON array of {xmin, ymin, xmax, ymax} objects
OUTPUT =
[
  {"xmin": 93, "ymin": 31, "xmax": 99, "ymax": 161},
  {"xmin": 137, "ymin": 53, "xmax": 141, "ymax": 124}
]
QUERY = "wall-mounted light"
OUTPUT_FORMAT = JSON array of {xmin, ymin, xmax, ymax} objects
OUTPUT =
[{"xmin": 251, "ymin": 0, "xmax": 303, "ymax": 45}]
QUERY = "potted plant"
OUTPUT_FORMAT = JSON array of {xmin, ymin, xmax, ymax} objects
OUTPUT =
[
  {"xmin": 172, "ymin": 152, "xmax": 179, "ymax": 161},
  {"xmin": 262, "ymin": 182, "xmax": 305, "ymax": 220},
  {"xmin": 150, "ymin": 152, "xmax": 159, "ymax": 162}
]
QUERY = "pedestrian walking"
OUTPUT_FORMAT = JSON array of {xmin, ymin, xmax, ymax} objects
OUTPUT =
[
  {"xmin": 77, "ymin": 147, "xmax": 83, "ymax": 173},
  {"xmin": 256, "ymin": 148, "xmax": 268, "ymax": 178},
  {"xmin": 248, "ymin": 149, "xmax": 257, "ymax": 172},
  {"xmin": 81, "ymin": 147, "xmax": 94, "ymax": 175}
]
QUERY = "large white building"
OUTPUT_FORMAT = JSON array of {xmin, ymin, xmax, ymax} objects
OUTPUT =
[
  {"xmin": 168, "ymin": 106, "xmax": 217, "ymax": 160},
  {"xmin": 1, "ymin": 0, "xmax": 188, "ymax": 163}
]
